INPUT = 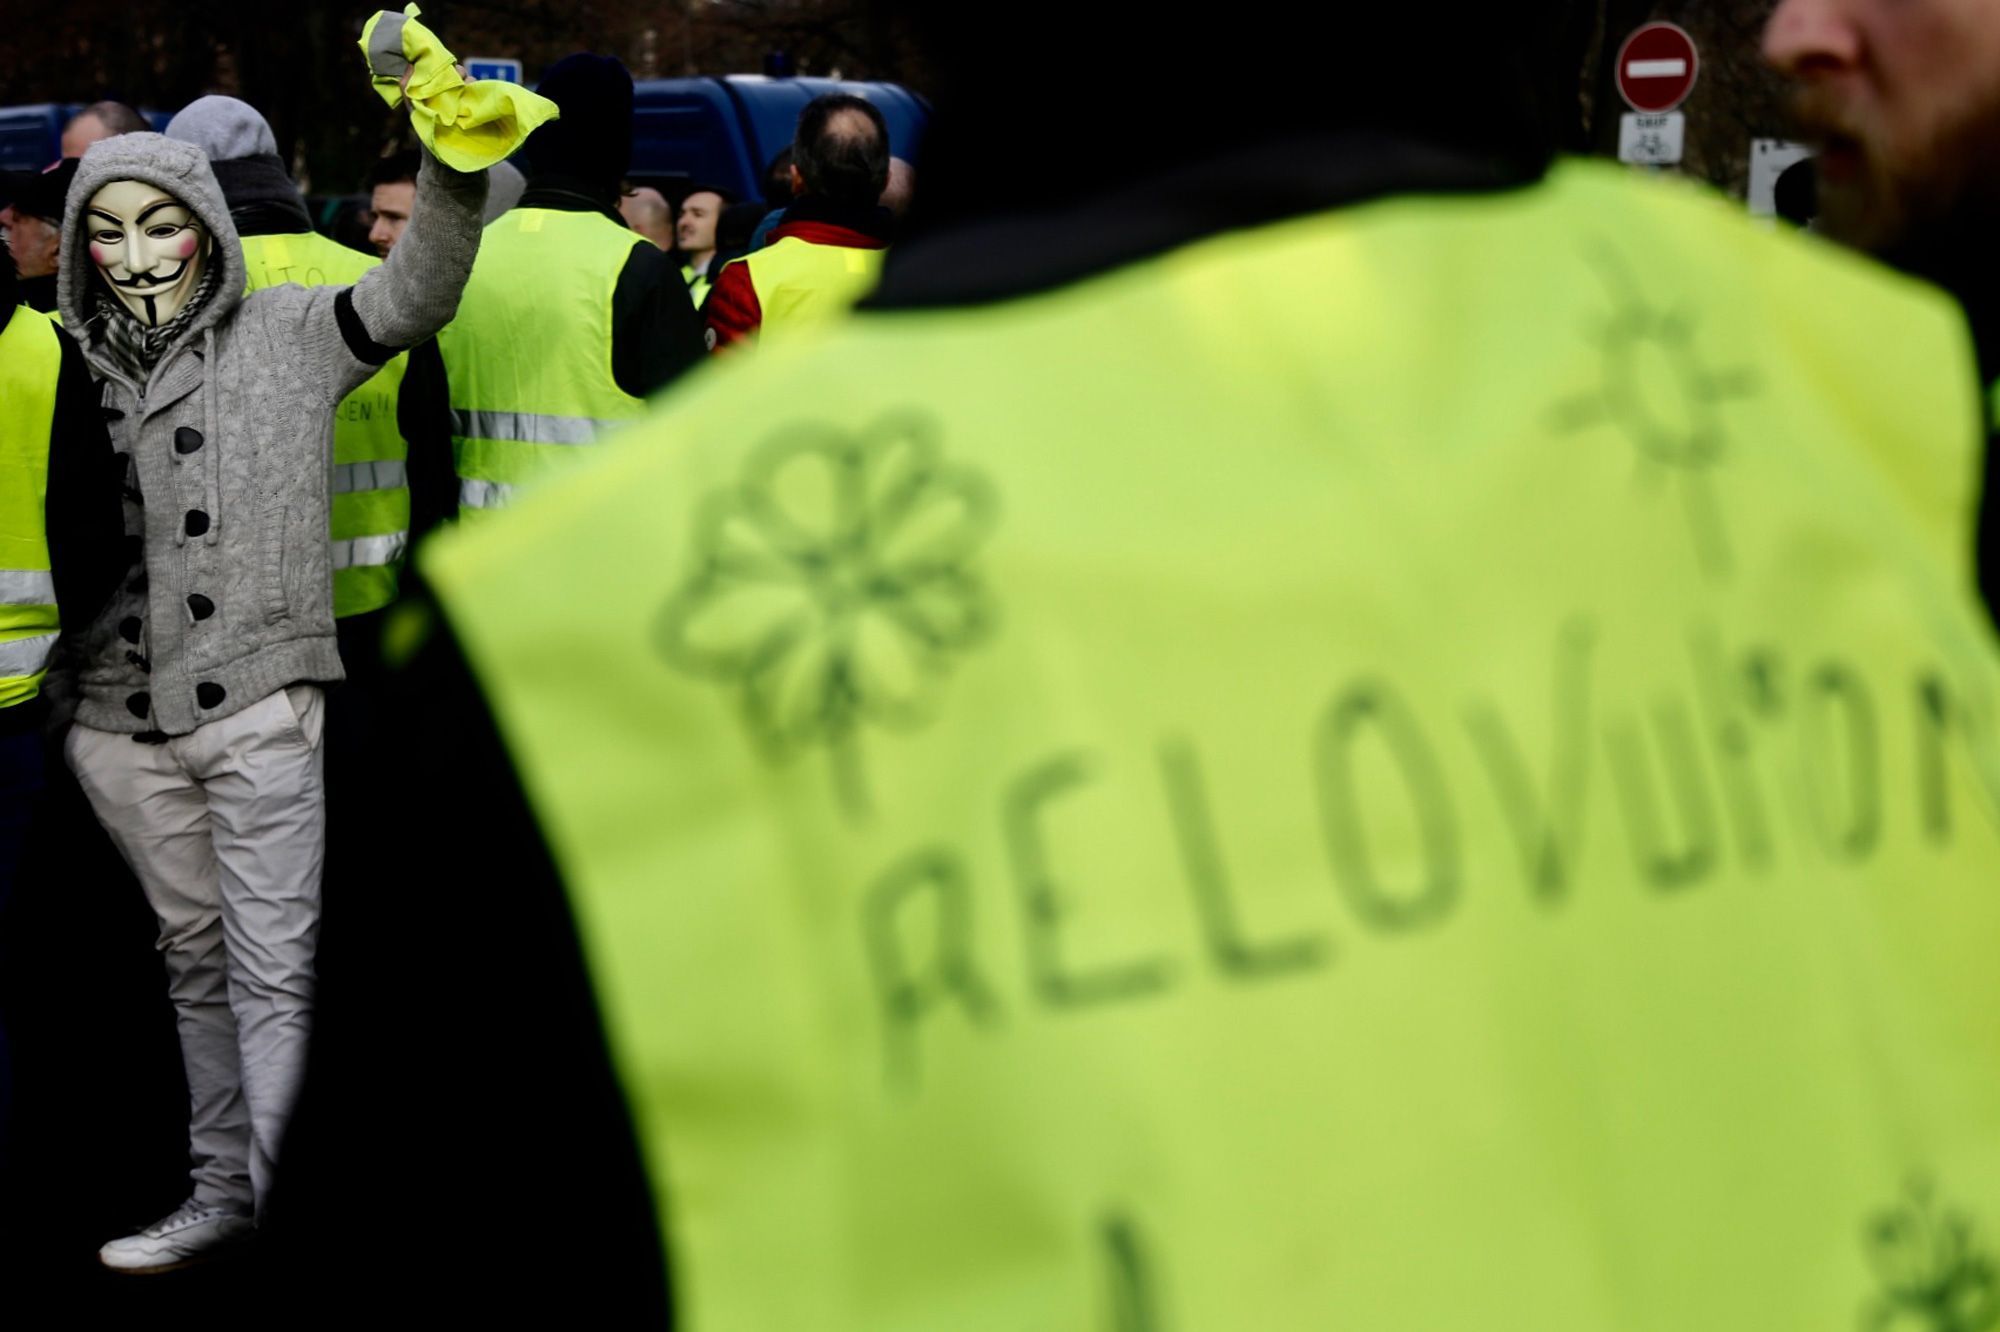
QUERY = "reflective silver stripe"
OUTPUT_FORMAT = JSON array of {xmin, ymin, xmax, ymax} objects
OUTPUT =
[
  {"xmin": 449, "ymin": 409, "xmax": 617, "ymax": 446},
  {"xmin": 333, "ymin": 459, "xmax": 409, "ymax": 494},
  {"xmin": 331, "ymin": 532, "xmax": 409, "ymax": 571},
  {"xmin": 0, "ymin": 569, "xmax": 56, "ymax": 606},
  {"xmin": 459, "ymin": 479, "xmax": 517, "ymax": 511},
  {"xmin": 0, "ymin": 632, "xmax": 58, "ymax": 678},
  {"xmin": 367, "ymin": 10, "xmax": 410, "ymax": 80}
]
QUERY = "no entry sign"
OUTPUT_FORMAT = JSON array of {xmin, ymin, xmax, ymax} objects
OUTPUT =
[{"xmin": 1616, "ymin": 22, "xmax": 1699, "ymax": 113}]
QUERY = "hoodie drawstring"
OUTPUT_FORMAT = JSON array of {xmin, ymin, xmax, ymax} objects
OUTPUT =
[{"xmin": 202, "ymin": 327, "xmax": 221, "ymax": 547}]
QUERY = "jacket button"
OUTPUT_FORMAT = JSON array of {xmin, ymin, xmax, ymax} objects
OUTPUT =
[
  {"xmin": 187, "ymin": 593, "xmax": 215, "ymax": 621},
  {"xmin": 196, "ymin": 682, "xmax": 226, "ymax": 709},
  {"xmin": 119, "ymin": 616, "xmax": 143, "ymax": 643},
  {"xmin": 125, "ymin": 692, "xmax": 151, "ymax": 719},
  {"xmin": 174, "ymin": 426, "xmax": 204, "ymax": 454},
  {"xmin": 184, "ymin": 510, "xmax": 210, "ymax": 537}
]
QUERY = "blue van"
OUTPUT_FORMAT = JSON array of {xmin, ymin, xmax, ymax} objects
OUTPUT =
[{"xmin": 629, "ymin": 75, "xmax": 929, "ymax": 203}]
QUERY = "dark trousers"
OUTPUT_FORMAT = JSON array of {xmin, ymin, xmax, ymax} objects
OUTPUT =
[{"xmin": 0, "ymin": 725, "xmax": 46, "ymax": 1163}]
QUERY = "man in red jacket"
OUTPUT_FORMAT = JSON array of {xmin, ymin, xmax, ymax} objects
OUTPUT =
[{"xmin": 704, "ymin": 94, "xmax": 892, "ymax": 350}]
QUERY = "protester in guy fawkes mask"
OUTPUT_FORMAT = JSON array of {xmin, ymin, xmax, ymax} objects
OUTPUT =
[
  {"xmin": 51, "ymin": 5, "xmax": 533, "ymax": 1271},
  {"xmin": 80, "ymin": 174, "xmax": 217, "ymax": 335}
]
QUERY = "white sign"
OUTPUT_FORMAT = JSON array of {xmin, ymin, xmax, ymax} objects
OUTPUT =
[
  {"xmin": 1618, "ymin": 112, "xmax": 1685, "ymax": 166},
  {"xmin": 464, "ymin": 57, "xmax": 523, "ymax": 84},
  {"xmin": 1748, "ymin": 139, "xmax": 1813, "ymax": 218}
]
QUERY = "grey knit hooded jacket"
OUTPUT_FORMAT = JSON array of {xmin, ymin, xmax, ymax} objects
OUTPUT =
[{"xmin": 58, "ymin": 133, "xmax": 485, "ymax": 736}]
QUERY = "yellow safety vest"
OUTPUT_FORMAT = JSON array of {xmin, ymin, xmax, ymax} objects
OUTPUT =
[
  {"xmin": 437, "ymin": 208, "xmax": 648, "ymax": 517},
  {"xmin": 424, "ymin": 158, "xmax": 2000, "ymax": 1329},
  {"xmin": 0, "ymin": 307, "xmax": 61, "ymax": 709},
  {"xmin": 726, "ymin": 233, "xmax": 886, "ymax": 345},
  {"xmin": 239, "ymin": 231, "xmax": 412, "ymax": 619},
  {"xmin": 682, "ymin": 262, "xmax": 713, "ymax": 311}
]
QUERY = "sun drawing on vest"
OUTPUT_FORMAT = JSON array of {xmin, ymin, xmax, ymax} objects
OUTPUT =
[
  {"xmin": 656, "ymin": 414, "xmax": 999, "ymax": 821},
  {"xmin": 1549, "ymin": 246, "xmax": 1759, "ymax": 584}
]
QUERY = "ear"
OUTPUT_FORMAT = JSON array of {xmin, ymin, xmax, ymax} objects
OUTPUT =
[{"xmin": 788, "ymin": 162, "xmax": 805, "ymax": 194}]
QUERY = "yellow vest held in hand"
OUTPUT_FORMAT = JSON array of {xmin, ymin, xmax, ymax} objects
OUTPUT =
[
  {"xmin": 359, "ymin": 4, "xmax": 559, "ymax": 173},
  {"xmin": 425, "ymin": 158, "xmax": 2000, "ymax": 1329},
  {"xmin": 437, "ymin": 208, "xmax": 649, "ymax": 518},
  {"xmin": 0, "ymin": 308, "xmax": 61, "ymax": 708},
  {"xmin": 240, "ymin": 231, "xmax": 412, "ymax": 619}
]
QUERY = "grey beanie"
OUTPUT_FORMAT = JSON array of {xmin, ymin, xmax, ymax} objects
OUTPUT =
[{"xmin": 164, "ymin": 96, "xmax": 280, "ymax": 162}]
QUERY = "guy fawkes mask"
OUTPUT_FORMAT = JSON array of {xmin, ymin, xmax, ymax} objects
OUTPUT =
[{"xmin": 85, "ymin": 179, "xmax": 210, "ymax": 327}]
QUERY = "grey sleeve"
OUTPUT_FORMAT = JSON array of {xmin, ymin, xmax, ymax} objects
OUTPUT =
[{"xmin": 304, "ymin": 155, "xmax": 488, "ymax": 404}]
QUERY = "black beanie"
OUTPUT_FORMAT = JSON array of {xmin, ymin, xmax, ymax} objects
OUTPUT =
[{"xmin": 524, "ymin": 54, "xmax": 634, "ymax": 190}]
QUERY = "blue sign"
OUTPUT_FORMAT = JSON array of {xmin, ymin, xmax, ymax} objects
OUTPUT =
[{"xmin": 464, "ymin": 57, "xmax": 523, "ymax": 84}]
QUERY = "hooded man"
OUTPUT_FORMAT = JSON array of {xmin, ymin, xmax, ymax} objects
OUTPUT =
[
  {"xmin": 436, "ymin": 53, "xmax": 705, "ymax": 518},
  {"xmin": 164, "ymin": 97, "xmax": 456, "ymax": 632},
  {"xmin": 56, "ymin": 57, "xmax": 488, "ymax": 1272}
]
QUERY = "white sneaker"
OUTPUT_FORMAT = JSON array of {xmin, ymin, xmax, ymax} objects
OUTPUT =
[{"xmin": 98, "ymin": 1198, "xmax": 254, "ymax": 1273}]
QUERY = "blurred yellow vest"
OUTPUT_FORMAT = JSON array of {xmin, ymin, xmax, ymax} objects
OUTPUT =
[
  {"xmin": 426, "ymin": 159, "xmax": 2000, "ymax": 1330},
  {"xmin": 0, "ymin": 308, "xmax": 61, "ymax": 707}
]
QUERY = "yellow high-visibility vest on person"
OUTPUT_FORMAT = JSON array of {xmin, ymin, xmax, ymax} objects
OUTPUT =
[
  {"xmin": 0, "ymin": 307, "xmax": 63, "ymax": 707},
  {"xmin": 717, "ymin": 235, "xmax": 886, "ymax": 348},
  {"xmin": 682, "ymin": 263, "xmax": 713, "ymax": 310},
  {"xmin": 436, "ymin": 208, "xmax": 649, "ymax": 518},
  {"xmin": 239, "ymin": 231, "xmax": 411, "ymax": 619},
  {"xmin": 423, "ymin": 158, "xmax": 2000, "ymax": 1328}
]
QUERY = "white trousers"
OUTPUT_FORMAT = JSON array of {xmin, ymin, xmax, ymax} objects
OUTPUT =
[{"xmin": 67, "ymin": 684, "xmax": 326, "ymax": 1217}]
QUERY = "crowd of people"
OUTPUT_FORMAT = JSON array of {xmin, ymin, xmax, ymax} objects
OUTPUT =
[
  {"xmin": 3, "ymin": 0, "xmax": 2000, "ymax": 1323},
  {"xmin": 0, "ymin": 26, "xmax": 909, "ymax": 1289}
]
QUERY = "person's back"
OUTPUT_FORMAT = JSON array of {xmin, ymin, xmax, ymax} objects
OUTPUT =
[
  {"xmin": 405, "ymin": 146, "xmax": 2000, "ymax": 1326},
  {"xmin": 437, "ymin": 54, "xmax": 703, "ymax": 517},
  {"xmin": 439, "ymin": 205, "xmax": 650, "ymax": 512},
  {"xmin": 705, "ymin": 94, "xmax": 892, "ymax": 350}
]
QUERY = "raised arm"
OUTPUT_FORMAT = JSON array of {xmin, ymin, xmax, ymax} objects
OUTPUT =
[
  {"xmin": 303, "ymin": 6, "xmax": 552, "ymax": 401},
  {"xmin": 344, "ymin": 156, "xmax": 486, "ymax": 358}
]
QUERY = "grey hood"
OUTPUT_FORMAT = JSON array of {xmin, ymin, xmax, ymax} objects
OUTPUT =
[
  {"xmin": 163, "ymin": 94, "xmax": 278, "ymax": 161},
  {"xmin": 58, "ymin": 131, "xmax": 244, "ymax": 346}
]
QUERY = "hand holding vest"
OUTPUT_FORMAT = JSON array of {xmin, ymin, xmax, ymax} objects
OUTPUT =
[{"xmin": 360, "ymin": 5, "xmax": 559, "ymax": 173}]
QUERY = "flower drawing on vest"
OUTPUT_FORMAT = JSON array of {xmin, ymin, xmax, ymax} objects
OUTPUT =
[
  {"xmin": 656, "ymin": 414, "xmax": 998, "ymax": 820},
  {"xmin": 1860, "ymin": 1179, "xmax": 2000, "ymax": 1332},
  {"xmin": 1548, "ymin": 245, "xmax": 1758, "ymax": 585}
]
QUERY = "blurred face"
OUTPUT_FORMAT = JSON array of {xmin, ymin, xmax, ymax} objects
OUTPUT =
[
  {"xmin": 60, "ymin": 112, "xmax": 112, "ymax": 160},
  {"xmin": 369, "ymin": 181, "xmax": 415, "ymax": 257},
  {"xmin": 85, "ymin": 179, "xmax": 210, "ymax": 327},
  {"xmin": 1765, "ymin": 0, "xmax": 2000, "ymax": 252},
  {"xmin": 619, "ymin": 186, "xmax": 673, "ymax": 249},
  {"xmin": 676, "ymin": 190, "xmax": 722, "ymax": 256},
  {"xmin": 1, "ymin": 205, "xmax": 61, "ymax": 279}
]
